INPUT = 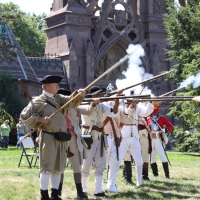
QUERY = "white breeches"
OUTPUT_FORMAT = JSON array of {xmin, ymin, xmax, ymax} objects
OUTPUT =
[
  {"xmin": 140, "ymin": 134, "xmax": 149, "ymax": 163},
  {"xmin": 106, "ymin": 134, "xmax": 120, "ymax": 191},
  {"xmin": 119, "ymin": 137, "xmax": 143, "ymax": 166},
  {"xmin": 151, "ymin": 138, "xmax": 168, "ymax": 163},
  {"xmin": 119, "ymin": 137, "xmax": 143, "ymax": 186},
  {"xmin": 82, "ymin": 140, "xmax": 106, "ymax": 194}
]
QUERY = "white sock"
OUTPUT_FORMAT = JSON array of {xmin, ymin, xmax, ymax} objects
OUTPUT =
[
  {"xmin": 40, "ymin": 171, "xmax": 50, "ymax": 190},
  {"xmin": 50, "ymin": 172, "xmax": 61, "ymax": 189}
]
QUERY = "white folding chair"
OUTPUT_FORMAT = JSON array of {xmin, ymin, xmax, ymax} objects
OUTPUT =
[{"xmin": 18, "ymin": 136, "xmax": 39, "ymax": 168}]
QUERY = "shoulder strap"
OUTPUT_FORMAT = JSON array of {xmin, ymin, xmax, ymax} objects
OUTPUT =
[
  {"xmin": 38, "ymin": 94, "xmax": 58, "ymax": 109},
  {"xmin": 45, "ymin": 100, "xmax": 57, "ymax": 108},
  {"xmin": 103, "ymin": 117, "xmax": 111, "ymax": 126}
]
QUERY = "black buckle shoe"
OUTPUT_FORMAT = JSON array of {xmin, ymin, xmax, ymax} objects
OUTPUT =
[
  {"xmin": 94, "ymin": 192, "xmax": 106, "ymax": 197},
  {"xmin": 143, "ymin": 176, "xmax": 150, "ymax": 181},
  {"xmin": 77, "ymin": 191, "xmax": 88, "ymax": 199}
]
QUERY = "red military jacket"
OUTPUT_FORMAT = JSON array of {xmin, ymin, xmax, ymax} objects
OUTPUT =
[{"xmin": 147, "ymin": 115, "xmax": 174, "ymax": 132}]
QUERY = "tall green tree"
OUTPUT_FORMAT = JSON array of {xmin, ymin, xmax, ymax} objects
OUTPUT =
[
  {"xmin": 164, "ymin": 0, "xmax": 200, "ymax": 152},
  {"xmin": 0, "ymin": 2, "xmax": 46, "ymax": 56},
  {"xmin": 0, "ymin": 71, "xmax": 24, "ymax": 117}
]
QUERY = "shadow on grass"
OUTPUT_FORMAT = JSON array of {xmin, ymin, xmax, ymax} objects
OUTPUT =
[
  {"xmin": 76, "ymin": 190, "xmax": 190, "ymax": 200},
  {"xmin": 143, "ymin": 180, "xmax": 199, "ymax": 195}
]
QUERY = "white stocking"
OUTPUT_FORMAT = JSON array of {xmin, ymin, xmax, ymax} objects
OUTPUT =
[
  {"xmin": 40, "ymin": 171, "xmax": 50, "ymax": 190},
  {"xmin": 50, "ymin": 172, "xmax": 61, "ymax": 189}
]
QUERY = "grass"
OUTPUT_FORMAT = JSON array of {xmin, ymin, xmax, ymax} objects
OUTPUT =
[{"xmin": 0, "ymin": 147, "xmax": 200, "ymax": 199}]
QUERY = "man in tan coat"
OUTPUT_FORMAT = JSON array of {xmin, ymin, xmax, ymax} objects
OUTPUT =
[{"xmin": 20, "ymin": 75, "xmax": 85, "ymax": 200}]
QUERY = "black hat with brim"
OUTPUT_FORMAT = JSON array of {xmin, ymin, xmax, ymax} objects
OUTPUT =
[
  {"xmin": 86, "ymin": 86, "xmax": 102, "ymax": 96},
  {"xmin": 57, "ymin": 88, "xmax": 71, "ymax": 96},
  {"xmin": 37, "ymin": 75, "xmax": 62, "ymax": 84}
]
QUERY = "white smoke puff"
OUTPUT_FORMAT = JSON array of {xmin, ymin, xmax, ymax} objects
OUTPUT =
[
  {"xmin": 193, "ymin": 72, "xmax": 200, "ymax": 88},
  {"xmin": 116, "ymin": 44, "xmax": 153, "ymax": 95},
  {"xmin": 179, "ymin": 72, "xmax": 200, "ymax": 88}
]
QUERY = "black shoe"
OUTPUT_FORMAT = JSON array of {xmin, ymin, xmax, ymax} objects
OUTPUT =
[
  {"xmin": 75, "ymin": 183, "xmax": 88, "ymax": 199},
  {"xmin": 142, "ymin": 176, "xmax": 150, "ymax": 181},
  {"xmin": 77, "ymin": 191, "xmax": 88, "ymax": 199},
  {"xmin": 50, "ymin": 188, "xmax": 62, "ymax": 200},
  {"xmin": 151, "ymin": 163, "xmax": 159, "ymax": 176},
  {"xmin": 162, "ymin": 162, "xmax": 170, "ymax": 179},
  {"xmin": 94, "ymin": 192, "xmax": 106, "ymax": 197},
  {"xmin": 40, "ymin": 190, "xmax": 50, "ymax": 200},
  {"xmin": 126, "ymin": 179, "xmax": 134, "ymax": 185}
]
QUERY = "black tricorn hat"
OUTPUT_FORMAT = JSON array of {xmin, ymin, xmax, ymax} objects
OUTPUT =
[
  {"xmin": 87, "ymin": 86, "xmax": 102, "ymax": 95},
  {"xmin": 57, "ymin": 88, "xmax": 71, "ymax": 96},
  {"xmin": 37, "ymin": 75, "xmax": 62, "ymax": 84}
]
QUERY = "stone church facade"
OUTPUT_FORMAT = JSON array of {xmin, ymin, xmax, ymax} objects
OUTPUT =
[
  {"xmin": 45, "ymin": 0, "xmax": 176, "ymax": 95},
  {"xmin": 0, "ymin": 0, "xmax": 182, "ymax": 112}
]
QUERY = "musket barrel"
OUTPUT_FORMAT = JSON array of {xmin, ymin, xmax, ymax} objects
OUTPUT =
[
  {"xmin": 155, "ymin": 96, "xmax": 194, "ymax": 99},
  {"xmin": 84, "ymin": 54, "xmax": 129, "ymax": 92},
  {"xmin": 109, "ymin": 69, "xmax": 175, "ymax": 96},
  {"xmin": 83, "ymin": 94, "xmax": 151, "ymax": 102},
  {"xmin": 160, "ymin": 86, "xmax": 185, "ymax": 97},
  {"xmin": 135, "ymin": 97, "xmax": 199, "ymax": 102}
]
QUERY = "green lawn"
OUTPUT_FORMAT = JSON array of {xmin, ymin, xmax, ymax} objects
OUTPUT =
[{"xmin": 0, "ymin": 147, "xmax": 199, "ymax": 199}]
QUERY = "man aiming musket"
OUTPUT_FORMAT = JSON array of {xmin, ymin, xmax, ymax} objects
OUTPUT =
[{"xmin": 20, "ymin": 75, "xmax": 85, "ymax": 200}]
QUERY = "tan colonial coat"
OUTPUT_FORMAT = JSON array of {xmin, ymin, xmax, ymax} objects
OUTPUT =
[{"xmin": 20, "ymin": 91, "xmax": 83, "ymax": 173}]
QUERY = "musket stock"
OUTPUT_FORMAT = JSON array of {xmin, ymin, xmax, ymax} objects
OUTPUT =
[{"xmin": 18, "ymin": 79, "xmax": 32, "ymax": 100}]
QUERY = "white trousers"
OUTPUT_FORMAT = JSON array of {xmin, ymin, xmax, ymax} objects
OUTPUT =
[
  {"xmin": 119, "ymin": 136, "xmax": 143, "ymax": 186},
  {"xmin": 151, "ymin": 138, "xmax": 168, "ymax": 163},
  {"xmin": 105, "ymin": 134, "xmax": 120, "ymax": 192},
  {"xmin": 82, "ymin": 140, "xmax": 106, "ymax": 194}
]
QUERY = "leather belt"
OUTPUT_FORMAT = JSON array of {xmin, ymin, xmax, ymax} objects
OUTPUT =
[
  {"xmin": 42, "ymin": 130, "xmax": 55, "ymax": 136},
  {"xmin": 138, "ymin": 124, "xmax": 146, "ymax": 131},
  {"xmin": 82, "ymin": 125, "xmax": 103, "ymax": 132}
]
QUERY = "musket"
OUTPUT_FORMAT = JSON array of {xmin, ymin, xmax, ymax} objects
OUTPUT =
[
  {"xmin": 159, "ymin": 132, "xmax": 171, "ymax": 166},
  {"xmin": 18, "ymin": 52, "xmax": 133, "ymax": 144},
  {"xmin": 107, "ymin": 69, "xmax": 175, "ymax": 96},
  {"xmin": 83, "ymin": 94, "xmax": 151, "ymax": 102},
  {"xmin": 130, "ymin": 96, "xmax": 200, "ymax": 102},
  {"xmin": 160, "ymin": 86, "xmax": 185, "ymax": 97},
  {"xmin": 18, "ymin": 79, "xmax": 32, "ymax": 100}
]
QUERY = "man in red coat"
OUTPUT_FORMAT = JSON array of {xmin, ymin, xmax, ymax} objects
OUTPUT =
[{"xmin": 147, "ymin": 103, "xmax": 174, "ymax": 178}]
